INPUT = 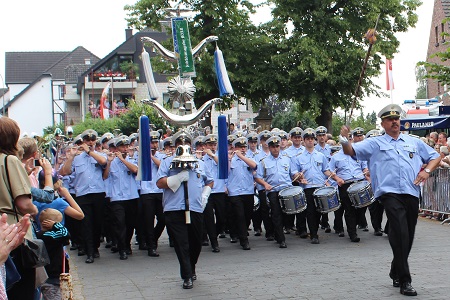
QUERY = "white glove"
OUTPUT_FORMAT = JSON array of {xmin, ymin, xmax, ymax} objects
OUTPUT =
[
  {"xmin": 166, "ymin": 170, "xmax": 189, "ymax": 193},
  {"xmin": 338, "ymin": 135, "xmax": 349, "ymax": 145},
  {"xmin": 201, "ymin": 186, "xmax": 212, "ymax": 210}
]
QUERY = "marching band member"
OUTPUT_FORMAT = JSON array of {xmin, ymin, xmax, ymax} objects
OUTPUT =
[
  {"xmin": 140, "ymin": 131, "xmax": 166, "ymax": 257},
  {"xmin": 60, "ymin": 129, "xmax": 107, "ymax": 263},
  {"xmin": 329, "ymin": 144, "xmax": 368, "ymax": 242},
  {"xmin": 254, "ymin": 136, "xmax": 296, "ymax": 248},
  {"xmin": 365, "ymin": 129, "xmax": 385, "ymax": 236},
  {"xmin": 156, "ymin": 131, "xmax": 213, "ymax": 289},
  {"xmin": 291, "ymin": 128, "xmax": 333, "ymax": 244},
  {"xmin": 315, "ymin": 126, "xmax": 332, "ymax": 233},
  {"xmin": 340, "ymin": 104, "xmax": 441, "ymax": 296},
  {"xmin": 202, "ymin": 134, "xmax": 225, "ymax": 253},
  {"xmin": 226, "ymin": 137, "xmax": 257, "ymax": 250},
  {"xmin": 102, "ymin": 136, "xmax": 139, "ymax": 260},
  {"xmin": 252, "ymin": 131, "xmax": 274, "ymax": 239},
  {"xmin": 351, "ymin": 127, "xmax": 370, "ymax": 232}
]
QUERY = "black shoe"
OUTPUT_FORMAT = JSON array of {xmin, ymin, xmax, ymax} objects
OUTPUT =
[
  {"xmin": 266, "ymin": 236, "xmax": 275, "ymax": 241},
  {"xmin": 119, "ymin": 251, "xmax": 128, "ymax": 260},
  {"xmin": 362, "ymin": 226, "xmax": 369, "ymax": 232},
  {"xmin": 374, "ymin": 230, "xmax": 383, "ymax": 236},
  {"xmin": 169, "ymin": 239, "xmax": 174, "ymax": 247},
  {"xmin": 148, "ymin": 249, "xmax": 160, "ymax": 257},
  {"xmin": 279, "ymin": 241, "xmax": 287, "ymax": 248},
  {"xmin": 134, "ymin": 240, "xmax": 139, "ymax": 245},
  {"xmin": 311, "ymin": 237, "xmax": 320, "ymax": 244},
  {"xmin": 283, "ymin": 228, "xmax": 290, "ymax": 234},
  {"xmin": 125, "ymin": 249, "xmax": 132, "ymax": 255},
  {"xmin": 350, "ymin": 235, "xmax": 360, "ymax": 242},
  {"xmin": 93, "ymin": 251, "xmax": 100, "ymax": 258},
  {"xmin": 324, "ymin": 226, "xmax": 331, "ymax": 233},
  {"xmin": 219, "ymin": 232, "xmax": 226, "ymax": 238},
  {"xmin": 212, "ymin": 246, "xmax": 220, "ymax": 253},
  {"xmin": 85, "ymin": 256, "xmax": 94, "ymax": 263},
  {"xmin": 183, "ymin": 278, "xmax": 193, "ymax": 289},
  {"xmin": 202, "ymin": 240, "xmax": 209, "ymax": 246},
  {"xmin": 241, "ymin": 241, "xmax": 251, "ymax": 250},
  {"xmin": 338, "ymin": 231, "xmax": 345, "ymax": 237},
  {"xmin": 105, "ymin": 241, "xmax": 112, "ymax": 248},
  {"xmin": 111, "ymin": 245, "xmax": 119, "ymax": 253},
  {"xmin": 393, "ymin": 279, "xmax": 400, "ymax": 288},
  {"xmin": 78, "ymin": 249, "xmax": 86, "ymax": 256},
  {"xmin": 299, "ymin": 232, "xmax": 308, "ymax": 239},
  {"xmin": 139, "ymin": 243, "xmax": 149, "ymax": 250},
  {"xmin": 230, "ymin": 237, "xmax": 238, "ymax": 243},
  {"xmin": 400, "ymin": 282, "xmax": 417, "ymax": 296},
  {"xmin": 254, "ymin": 229, "xmax": 262, "ymax": 236},
  {"xmin": 192, "ymin": 274, "xmax": 197, "ymax": 281},
  {"xmin": 70, "ymin": 243, "xmax": 78, "ymax": 250}
]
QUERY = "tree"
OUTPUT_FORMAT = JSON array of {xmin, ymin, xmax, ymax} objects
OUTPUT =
[{"xmin": 268, "ymin": 0, "xmax": 420, "ymax": 131}]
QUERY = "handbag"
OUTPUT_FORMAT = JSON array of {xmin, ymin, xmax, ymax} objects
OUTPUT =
[
  {"xmin": 5, "ymin": 255, "xmax": 21, "ymax": 290},
  {"xmin": 4, "ymin": 155, "xmax": 50, "ymax": 269}
]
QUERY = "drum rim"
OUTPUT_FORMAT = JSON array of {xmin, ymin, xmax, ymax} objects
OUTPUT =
[
  {"xmin": 347, "ymin": 180, "xmax": 370, "ymax": 192},
  {"xmin": 313, "ymin": 186, "xmax": 336, "ymax": 196},
  {"xmin": 279, "ymin": 185, "xmax": 303, "ymax": 196}
]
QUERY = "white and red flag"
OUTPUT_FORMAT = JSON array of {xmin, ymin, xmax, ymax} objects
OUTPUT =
[
  {"xmin": 386, "ymin": 58, "xmax": 394, "ymax": 91},
  {"xmin": 99, "ymin": 82, "xmax": 111, "ymax": 119}
]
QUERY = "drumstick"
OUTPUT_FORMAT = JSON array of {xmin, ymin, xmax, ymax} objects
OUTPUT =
[{"xmin": 323, "ymin": 169, "xmax": 337, "ymax": 185}]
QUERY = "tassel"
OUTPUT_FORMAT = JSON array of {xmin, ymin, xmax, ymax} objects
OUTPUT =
[
  {"xmin": 141, "ymin": 48, "xmax": 160, "ymax": 100},
  {"xmin": 218, "ymin": 115, "xmax": 228, "ymax": 179},
  {"xmin": 214, "ymin": 46, "xmax": 234, "ymax": 97},
  {"xmin": 138, "ymin": 115, "xmax": 152, "ymax": 181}
]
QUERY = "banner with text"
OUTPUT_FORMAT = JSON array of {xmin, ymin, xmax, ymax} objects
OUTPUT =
[{"xmin": 172, "ymin": 18, "xmax": 196, "ymax": 77}]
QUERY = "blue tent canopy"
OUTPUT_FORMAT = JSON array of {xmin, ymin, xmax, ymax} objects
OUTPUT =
[{"xmin": 400, "ymin": 116, "xmax": 450, "ymax": 131}]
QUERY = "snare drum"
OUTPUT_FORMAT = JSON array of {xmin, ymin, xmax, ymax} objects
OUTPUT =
[
  {"xmin": 347, "ymin": 180, "xmax": 375, "ymax": 208},
  {"xmin": 278, "ymin": 186, "xmax": 307, "ymax": 214},
  {"xmin": 313, "ymin": 186, "xmax": 341, "ymax": 213}
]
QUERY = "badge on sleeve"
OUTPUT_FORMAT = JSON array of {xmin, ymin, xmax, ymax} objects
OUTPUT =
[
  {"xmin": 409, "ymin": 152, "xmax": 413, "ymax": 159},
  {"xmin": 197, "ymin": 173, "xmax": 201, "ymax": 178},
  {"xmin": 284, "ymin": 166, "xmax": 288, "ymax": 171}
]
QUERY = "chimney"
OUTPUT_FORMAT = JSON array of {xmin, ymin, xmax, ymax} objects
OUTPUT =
[{"xmin": 125, "ymin": 28, "xmax": 133, "ymax": 41}]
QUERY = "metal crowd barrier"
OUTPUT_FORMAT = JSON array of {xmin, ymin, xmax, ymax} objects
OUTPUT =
[{"xmin": 421, "ymin": 167, "xmax": 450, "ymax": 224}]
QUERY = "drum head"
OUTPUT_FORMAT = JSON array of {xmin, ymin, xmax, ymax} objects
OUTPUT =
[
  {"xmin": 348, "ymin": 180, "xmax": 369, "ymax": 193},
  {"xmin": 313, "ymin": 186, "xmax": 335, "ymax": 196},
  {"xmin": 279, "ymin": 186, "xmax": 302, "ymax": 197}
]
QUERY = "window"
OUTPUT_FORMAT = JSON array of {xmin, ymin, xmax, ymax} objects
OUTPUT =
[
  {"xmin": 435, "ymin": 26, "xmax": 439, "ymax": 46},
  {"xmin": 84, "ymin": 58, "xmax": 91, "ymax": 65},
  {"xmin": 438, "ymin": 82, "xmax": 441, "ymax": 94},
  {"xmin": 58, "ymin": 84, "xmax": 66, "ymax": 99}
]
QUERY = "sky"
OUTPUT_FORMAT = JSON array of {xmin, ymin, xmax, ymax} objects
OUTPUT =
[{"xmin": 0, "ymin": 0, "xmax": 434, "ymax": 116}]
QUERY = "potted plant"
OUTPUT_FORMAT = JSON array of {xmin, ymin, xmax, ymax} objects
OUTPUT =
[{"xmin": 120, "ymin": 61, "xmax": 139, "ymax": 80}]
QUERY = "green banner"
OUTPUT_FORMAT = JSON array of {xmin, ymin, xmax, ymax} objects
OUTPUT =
[{"xmin": 172, "ymin": 18, "xmax": 196, "ymax": 77}]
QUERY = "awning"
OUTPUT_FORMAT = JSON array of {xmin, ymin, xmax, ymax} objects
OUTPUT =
[{"xmin": 401, "ymin": 116, "xmax": 450, "ymax": 131}]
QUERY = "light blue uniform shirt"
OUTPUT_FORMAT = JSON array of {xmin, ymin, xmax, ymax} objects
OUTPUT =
[
  {"xmin": 246, "ymin": 149, "xmax": 260, "ymax": 159},
  {"xmin": 253, "ymin": 150, "xmax": 269, "ymax": 191},
  {"xmin": 352, "ymin": 133, "xmax": 439, "ymax": 198},
  {"xmin": 255, "ymin": 154, "xmax": 295, "ymax": 192},
  {"xmin": 61, "ymin": 173, "xmax": 76, "ymax": 195},
  {"xmin": 284, "ymin": 145, "xmax": 305, "ymax": 158},
  {"xmin": 202, "ymin": 152, "xmax": 225, "ymax": 193},
  {"xmin": 329, "ymin": 150, "xmax": 367, "ymax": 182},
  {"xmin": 140, "ymin": 151, "xmax": 165, "ymax": 195},
  {"xmin": 292, "ymin": 150, "xmax": 330, "ymax": 189},
  {"xmin": 227, "ymin": 154, "xmax": 256, "ymax": 196},
  {"xmin": 108, "ymin": 157, "xmax": 139, "ymax": 201},
  {"xmin": 315, "ymin": 144, "xmax": 332, "ymax": 161},
  {"xmin": 156, "ymin": 156, "xmax": 213, "ymax": 213},
  {"xmin": 71, "ymin": 151, "xmax": 106, "ymax": 197}
]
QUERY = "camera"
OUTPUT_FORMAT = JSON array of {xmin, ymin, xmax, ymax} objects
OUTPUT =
[{"xmin": 33, "ymin": 159, "xmax": 40, "ymax": 167}]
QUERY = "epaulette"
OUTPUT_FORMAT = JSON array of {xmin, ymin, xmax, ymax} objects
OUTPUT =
[{"xmin": 259, "ymin": 157, "xmax": 266, "ymax": 162}]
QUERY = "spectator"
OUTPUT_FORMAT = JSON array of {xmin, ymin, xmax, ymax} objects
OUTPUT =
[
  {"xmin": 0, "ymin": 117, "xmax": 38, "ymax": 300},
  {"xmin": 440, "ymin": 146, "xmax": 450, "ymax": 168},
  {"xmin": 429, "ymin": 132, "xmax": 438, "ymax": 145},
  {"xmin": 117, "ymin": 99, "xmax": 125, "ymax": 109},
  {"xmin": 438, "ymin": 132, "xmax": 448, "ymax": 146},
  {"xmin": 36, "ymin": 209, "xmax": 70, "ymax": 300},
  {"xmin": 163, "ymin": 127, "xmax": 172, "ymax": 139}
]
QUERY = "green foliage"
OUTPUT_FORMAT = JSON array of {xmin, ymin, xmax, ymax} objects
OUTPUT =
[
  {"xmin": 120, "ymin": 61, "xmax": 139, "ymax": 79},
  {"xmin": 271, "ymin": 103, "xmax": 317, "ymax": 131},
  {"xmin": 71, "ymin": 101, "xmax": 166, "ymax": 137},
  {"xmin": 42, "ymin": 124, "xmax": 65, "ymax": 136},
  {"xmin": 117, "ymin": 100, "xmax": 166, "ymax": 135},
  {"xmin": 331, "ymin": 110, "xmax": 377, "ymax": 137}
]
